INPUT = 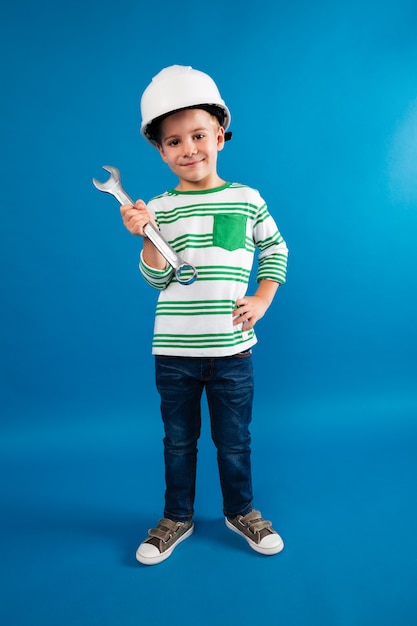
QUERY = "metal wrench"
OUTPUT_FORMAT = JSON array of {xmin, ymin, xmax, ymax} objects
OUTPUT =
[{"xmin": 92, "ymin": 166, "xmax": 198, "ymax": 285}]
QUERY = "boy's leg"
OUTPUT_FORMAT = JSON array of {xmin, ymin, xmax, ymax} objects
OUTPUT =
[
  {"xmin": 155, "ymin": 356, "xmax": 204, "ymax": 522},
  {"xmin": 205, "ymin": 352, "xmax": 254, "ymax": 519},
  {"xmin": 206, "ymin": 353, "xmax": 284, "ymax": 556}
]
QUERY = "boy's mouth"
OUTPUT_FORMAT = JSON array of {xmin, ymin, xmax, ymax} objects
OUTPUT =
[{"xmin": 181, "ymin": 158, "xmax": 204, "ymax": 167}]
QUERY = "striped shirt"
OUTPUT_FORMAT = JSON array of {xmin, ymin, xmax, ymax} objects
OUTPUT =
[{"xmin": 139, "ymin": 182, "xmax": 288, "ymax": 356}]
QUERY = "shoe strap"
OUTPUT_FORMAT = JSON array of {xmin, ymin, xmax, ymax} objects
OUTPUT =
[
  {"xmin": 242, "ymin": 510, "xmax": 272, "ymax": 533},
  {"xmin": 148, "ymin": 518, "xmax": 182, "ymax": 542}
]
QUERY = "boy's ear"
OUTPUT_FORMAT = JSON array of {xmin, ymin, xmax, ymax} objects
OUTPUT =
[
  {"xmin": 157, "ymin": 144, "xmax": 168, "ymax": 163},
  {"xmin": 217, "ymin": 125, "xmax": 225, "ymax": 152}
]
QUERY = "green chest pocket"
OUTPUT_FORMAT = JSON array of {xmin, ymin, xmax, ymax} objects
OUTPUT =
[{"xmin": 213, "ymin": 214, "xmax": 247, "ymax": 251}]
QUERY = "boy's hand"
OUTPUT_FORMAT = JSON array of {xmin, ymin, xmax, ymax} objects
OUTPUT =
[
  {"xmin": 233, "ymin": 281, "xmax": 280, "ymax": 330},
  {"xmin": 233, "ymin": 295, "xmax": 269, "ymax": 330},
  {"xmin": 120, "ymin": 200, "xmax": 155, "ymax": 236}
]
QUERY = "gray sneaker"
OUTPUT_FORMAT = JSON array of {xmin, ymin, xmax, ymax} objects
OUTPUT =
[
  {"xmin": 225, "ymin": 509, "xmax": 284, "ymax": 555},
  {"xmin": 136, "ymin": 518, "xmax": 194, "ymax": 565}
]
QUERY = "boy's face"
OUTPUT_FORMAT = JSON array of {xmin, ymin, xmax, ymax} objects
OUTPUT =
[{"xmin": 157, "ymin": 108, "xmax": 225, "ymax": 191}]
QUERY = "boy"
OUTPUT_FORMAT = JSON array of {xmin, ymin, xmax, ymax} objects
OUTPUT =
[{"xmin": 120, "ymin": 65, "xmax": 288, "ymax": 565}]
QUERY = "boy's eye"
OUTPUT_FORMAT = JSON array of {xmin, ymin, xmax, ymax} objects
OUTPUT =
[{"xmin": 166, "ymin": 133, "xmax": 205, "ymax": 146}]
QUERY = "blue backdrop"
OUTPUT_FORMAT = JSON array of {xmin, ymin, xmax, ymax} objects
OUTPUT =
[{"xmin": 1, "ymin": 1, "xmax": 416, "ymax": 625}]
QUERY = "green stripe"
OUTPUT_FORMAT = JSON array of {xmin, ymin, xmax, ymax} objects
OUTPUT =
[
  {"xmin": 139, "ymin": 258, "xmax": 173, "ymax": 289},
  {"xmin": 156, "ymin": 299, "xmax": 235, "ymax": 316},
  {"xmin": 156, "ymin": 202, "xmax": 258, "ymax": 224},
  {"xmin": 253, "ymin": 204, "xmax": 269, "ymax": 227},
  {"xmin": 167, "ymin": 233, "xmax": 257, "ymax": 254},
  {"xmin": 171, "ymin": 265, "xmax": 251, "ymax": 284},
  {"xmin": 153, "ymin": 331, "xmax": 255, "ymax": 348},
  {"xmin": 257, "ymin": 233, "xmax": 284, "ymax": 251},
  {"xmin": 259, "ymin": 254, "xmax": 288, "ymax": 266},
  {"xmin": 169, "ymin": 233, "xmax": 213, "ymax": 252}
]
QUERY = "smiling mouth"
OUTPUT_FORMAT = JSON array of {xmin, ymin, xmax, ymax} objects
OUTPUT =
[{"xmin": 181, "ymin": 159, "xmax": 204, "ymax": 167}]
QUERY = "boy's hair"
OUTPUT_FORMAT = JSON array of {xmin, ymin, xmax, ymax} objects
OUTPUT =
[{"xmin": 147, "ymin": 104, "xmax": 232, "ymax": 145}]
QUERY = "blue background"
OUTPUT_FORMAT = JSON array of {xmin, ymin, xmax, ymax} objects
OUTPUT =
[{"xmin": 1, "ymin": 0, "xmax": 416, "ymax": 624}]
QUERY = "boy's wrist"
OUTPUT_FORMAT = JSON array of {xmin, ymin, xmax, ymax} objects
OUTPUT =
[
  {"xmin": 254, "ymin": 279, "xmax": 279, "ymax": 307},
  {"xmin": 143, "ymin": 238, "xmax": 168, "ymax": 270}
]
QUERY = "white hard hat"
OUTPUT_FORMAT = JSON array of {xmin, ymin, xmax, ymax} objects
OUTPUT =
[{"xmin": 140, "ymin": 65, "xmax": 231, "ymax": 145}]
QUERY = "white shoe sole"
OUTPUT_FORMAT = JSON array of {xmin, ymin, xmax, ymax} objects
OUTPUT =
[
  {"xmin": 225, "ymin": 517, "xmax": 284, "ymax": 555},
  {"xmin": 136, "ymin": 523, "xmax": 194, "ymax": 566}
]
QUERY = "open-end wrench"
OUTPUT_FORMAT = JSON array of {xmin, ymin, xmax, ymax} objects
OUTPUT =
[{"xmin": 92, "ymin": 166, "xmax": 198, "ymax": 285}]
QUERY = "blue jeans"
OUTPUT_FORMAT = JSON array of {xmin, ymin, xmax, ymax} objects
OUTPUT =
[{"xmin": 155, "ymin": 352, "xmax": 254, "ymax": 522}]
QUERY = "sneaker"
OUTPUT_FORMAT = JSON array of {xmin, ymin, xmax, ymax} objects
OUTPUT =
[
  {"xmin": 136, "ymin": 518, "xmax": 194, "ymax": 565},
  {"xmin": 225, "ymin": 509, "xmax": 284, "ymax": 555}
]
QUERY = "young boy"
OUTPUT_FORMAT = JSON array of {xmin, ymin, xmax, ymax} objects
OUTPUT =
[{"xmin": 120, "ymin": 65, "xmax": 288, "ymax": 565}]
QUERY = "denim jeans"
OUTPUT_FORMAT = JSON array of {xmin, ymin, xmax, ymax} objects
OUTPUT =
[{"xmin": 155, "ymin": 352, "xmax": 254, "ymax": 522}]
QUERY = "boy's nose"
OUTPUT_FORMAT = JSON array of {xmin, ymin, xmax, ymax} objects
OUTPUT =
[{"xmin": 183, "ymin": 139, "xmax": 197, "ymax": 157}]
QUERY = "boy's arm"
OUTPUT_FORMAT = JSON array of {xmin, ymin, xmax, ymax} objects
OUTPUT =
[
  {"xmin": 232, "ymin": 279, "xmax": 280, "ymax": 330},
  {"xmin": 121, "ymin": 200, "xmax": 174, "ymax": 291},
  {"xmin": 120, "ymin": 200, "xmax": 167, "ymax": 270}
]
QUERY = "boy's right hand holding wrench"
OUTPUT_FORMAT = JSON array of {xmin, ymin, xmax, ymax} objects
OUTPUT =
[{"xmin": 120, "ymin": 199, "xmax": 167, "ymax": 271}]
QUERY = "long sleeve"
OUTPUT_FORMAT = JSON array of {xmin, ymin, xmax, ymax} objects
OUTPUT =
[
  {"xmin": 254, "ymin": 202, "xmax": 288, "ymax": 284},
  {"xmin": 139, "ymin": 251, "xmax": 174, "ymax": 290}
]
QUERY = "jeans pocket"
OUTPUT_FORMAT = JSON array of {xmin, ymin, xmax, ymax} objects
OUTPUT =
[{"xmin": 213, "ymin": 214, "xmax": 247, "ymax": 251}]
